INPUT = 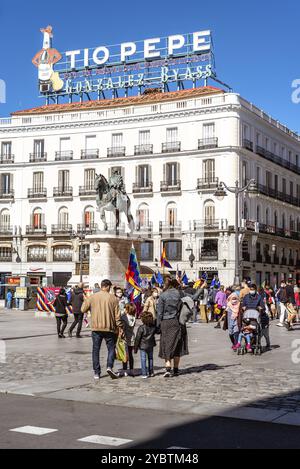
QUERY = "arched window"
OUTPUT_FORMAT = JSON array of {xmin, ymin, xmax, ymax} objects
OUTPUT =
[
  {"xmin": 58, "ymin": 207, "xmax": 69, "ymax": 227},
  {"xmin": 32, "ymin": 208, "xmax": 44, "ymax": 229},
  {"xmin": 0, "ymin": 209, "xmax": 10, "ymax": 230},
  {"xmin": 166, "ymin": 202, "xmax": 177, "ymax": 227},
  {"xmin": 84, "ymin": 206, "xmax": 95, "ymax": 228},
  {"xmin": 204, "ymin": 200, "xmax": 215, "ymax": 226},
  {"xmin": 137, "ymin": 203, "xmax": 149, "ymax": 229},
  {"xmin": 53, "ymin": 245, "xmax": 73, "ymax": 262}
]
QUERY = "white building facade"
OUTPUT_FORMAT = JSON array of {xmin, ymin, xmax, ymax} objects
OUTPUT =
[{"xmin": 0, "ymin": 86, "xmax": 299, "ymax": 290}]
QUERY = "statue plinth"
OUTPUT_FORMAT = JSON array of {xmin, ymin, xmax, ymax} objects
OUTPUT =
[{"xmin": 86, "ymin": 233, "xmax": 142, "ymax": 287}]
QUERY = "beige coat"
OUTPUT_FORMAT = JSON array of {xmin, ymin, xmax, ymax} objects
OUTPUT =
[
  {"xmin": 143, "ymin": 296, "xmax": 157, "ymax": 319},
  {"xmin": 81, "ymin": 291, "xmax": 123, "ymax": 333}
]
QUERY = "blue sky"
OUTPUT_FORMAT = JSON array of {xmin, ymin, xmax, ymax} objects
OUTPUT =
[{"xmin": 0, "ymin": 0, "xmax": 299, "ymax": 132}]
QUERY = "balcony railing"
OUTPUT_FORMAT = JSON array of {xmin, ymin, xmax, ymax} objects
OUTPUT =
[
  {"xmin": 160, "ymin": 180, "xmax": 181, "ymax": 193},
  {"xmin": 257, "ymin": 183, "xmax": 300, "ymax": 208},
  {"xmin": 197, "ymin": 178, "xmax": 219, "ymax": 191},
  {"xmin": 53, "ymin": 187, "xmax": 73, "ymax": 198},
  {"xmin": 29, "ymin": 153, "xmax": 47, "ymax": 163},
  {"xmin": 107, "ymin": 147, "xmax": 126, "ymax": 157},
  {"xmin": 0, "ymin": 226, "xmax": 13, "ymax": 236},
  {"xmin": 55, "ymin": 151, "xmax": 73, "ymax": 161},
  {"xmin": 159, "ymin": 222, "xmax": 182, "ymax": 233},
  {"xmin": 79, "ymin": 186, "xmax": 96, "ymax": 197},
  {"xmin": 27, "ymin": 255, "xmax": 47, "ymax": 263},
  {"xmin": 51, "ymin": 224, "xmax": 73, "ymax": 235},
  {"xmin": 133, "ymin": 183, "xmax": 153, "ymax": 194},
  {"xmin": 242, "ymin": 139, "xmax": 254, "ymax": 152},
  {"xmin": 258, "ymin": 223, "xmax": 300, "ymax": 241},
  {"xmin": 81, "ymin": 149, "xmax": 99, "ymax": 160},
  {"xmin": 256, "ymin": 146, "xmax": 300, "ymax": 176},
  {"xmin": 0, "ymin": 155, "xmax": 14, "ymax": 164},
  {"xmin": 136, "ymin": 222, "xmax": 153, "ymax": 235},
  {"xmin": 0, "ymin": 190, "xmax": 14, "ymax": 200},
  {"xmin": 162, "ymin": 141, "xmax": 181, "ymax": 153},
  {"xmin": 0, "ymin": 256, "xmax": 12, "ymax": 262},
  {"xmin": 191, "ymin": 219, "xmax": 228, "ymax": 231},
  {"xmin": 198, "ymin": 138, "xmax": 218, "ymax": 150},
  {"xmin": 28, "ymin": 188, "xmax": 47, "ymax": 199},
  {"xmin": 200, "ymin": 250, "xmax": 218, "ymax": 260},
  {"xmin": 26, "ymin": 225, "xmax": 47, "ymax": 235},
  {"xmin": 77, "ymin": 223, "xmax": 99, "ymax": 234},
  {"xmin": 134, "ymin": 144, "xmax": 153, "ymax": 155}
]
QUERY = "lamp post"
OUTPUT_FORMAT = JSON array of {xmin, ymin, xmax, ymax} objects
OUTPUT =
[
  {"xmin": 73, "ymin": 231, "xmax": 86, "ymax": 283},
  {"xmin": 214, "ymin": 179, "xmax": 258, "ymax": 285}
]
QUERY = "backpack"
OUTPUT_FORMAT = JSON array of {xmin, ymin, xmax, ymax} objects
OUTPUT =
[{"xmin": 177, "ymin": 296, "xmax": 194, "ymax": 325}]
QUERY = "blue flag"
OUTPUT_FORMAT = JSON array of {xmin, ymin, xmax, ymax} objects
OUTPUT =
[{"xmin": 156, "ymin": 271, "xmax": 164, "ymax": 287}]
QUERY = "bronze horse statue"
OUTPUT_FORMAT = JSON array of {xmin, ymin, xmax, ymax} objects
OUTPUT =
[{"xmin": 95, "ymin": 174, "xmax": 135, "ymax": 233}]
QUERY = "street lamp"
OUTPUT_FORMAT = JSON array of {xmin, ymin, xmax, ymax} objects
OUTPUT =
[
  {"xmin": 73, "ymin": 231, "xmax": 86, "ymax": 283},
  {"xmin": 214, "ymin": 179, "xmax": 258, "ymax": 285}
]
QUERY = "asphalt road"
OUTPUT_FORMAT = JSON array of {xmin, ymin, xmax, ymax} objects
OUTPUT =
[{"xmin": 1, "ymin": 394, "xmax": 300, "ymax": 449}]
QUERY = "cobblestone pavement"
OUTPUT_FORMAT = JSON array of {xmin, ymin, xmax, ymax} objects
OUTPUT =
[{"xmin": 1, "ymin": 310, "xmax": 300, "ymax": 413}]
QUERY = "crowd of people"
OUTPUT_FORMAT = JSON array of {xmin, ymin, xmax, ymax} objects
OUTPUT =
[{"xmin": 51, "ymin": 277, "xmax": 300, "ymax": 380}]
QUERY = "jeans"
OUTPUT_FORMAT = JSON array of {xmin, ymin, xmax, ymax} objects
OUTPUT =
[
  {"xmin": 238, "ymin": 332, "xmax": 252, "ymax": 345},
  {"xmin": 56, "ymin": 316, "xmax": 68, "ymax": 336},
  {"xmin": 6, "ymin": 300, "xmax": 12, "ymax": 309},
  {"xmin": 69, "ymin": 313, "xmax": 84, "ymax": 336},
  {"xmin": 229, "ymin": 332, "xmax": 239, "ymax": 346},
  {"xmin": 140, "ymin": 349, "xmax": 154, "ymax": 376},
  {"xmin": 92, "ymin": 331, "xmax": 117, "ymax": 376},
  {"xmin": 123, "ymin": 346, "xmax": 134, "ymax": 371}
]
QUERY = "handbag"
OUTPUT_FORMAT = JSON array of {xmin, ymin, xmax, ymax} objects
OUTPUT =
[
  {"xmin": 115, "ymin": 337, "xmax": 128, "ymax": 363},
  {"xmin": 178, "ymin": 296, "xmax": 194, "ymax": 326}
]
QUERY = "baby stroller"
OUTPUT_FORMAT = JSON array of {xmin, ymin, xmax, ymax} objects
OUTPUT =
[{"xmin": 237, "ymin": 309, "xmax": 263, "ymax": 356}]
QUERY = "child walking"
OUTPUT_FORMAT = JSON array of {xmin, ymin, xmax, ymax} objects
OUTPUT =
[
  {"xmin": 121, "ymin": 303, "xmax": 136, "ymax": 376},
  {"xmin": 134, "ymin": 311, "xmax": 156, "ymax": 379}
]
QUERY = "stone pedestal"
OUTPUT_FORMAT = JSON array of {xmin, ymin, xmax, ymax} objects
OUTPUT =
[{"xmin": 86, "ymin": 234, "xmax": 142, "ymax": 287}]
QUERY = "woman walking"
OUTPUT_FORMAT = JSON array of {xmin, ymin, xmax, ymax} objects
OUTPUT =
[
  {"xmin": 53, "ymin": 288, "xmax": 69, "ymax": 338},
  {"xmin": 223, "ymin": 293, "xmax": 243, "ymax": 349},
  {"xmin": 157, "ymin": 278, "xmax": 189, "ymax": 378}
]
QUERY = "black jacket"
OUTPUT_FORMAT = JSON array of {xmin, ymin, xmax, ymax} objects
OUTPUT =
[
  {"xmin": 134, "ymin": 324, "xmax": 156, "ymax": 352},
  {"xmin": 157, "ymin": 288, "xmax": 182, "ymax": 325},
  {"xmin": 71, "ymin": 288, "xmax": 84, "ymax": 314},
  {"xmin": 54, "ymin": 294, "xmax": 68, "ymax": 316}
]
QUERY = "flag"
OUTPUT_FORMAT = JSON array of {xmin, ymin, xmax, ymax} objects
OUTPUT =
[
  {"xmin": 211, "ymin": 276, "xmax": 221, "ymax": 289},
  {"xmin": 201, "ymin": 272, "xmax": 208, "ymax": 281},
  {"xmin": 161, "ymin": 247, "xmax": 173, "ymax": 269},
  {"xmin": 193, "ymin": 279, "xmax": 203, "ymax": 289},
  {"xmin": 125, "ymin": 246, "xmax": 142, "ymax": 293},
  {"xmin": 156, "ymin": 271, "xmax": 164, "ymax": 287},
  {"xmin": 182, "ymin": 272, "xmax": 189, "ymax": 286},
  {"xmin": 151, "ymin": 273, "xmax": 157, "ymax": 286}
]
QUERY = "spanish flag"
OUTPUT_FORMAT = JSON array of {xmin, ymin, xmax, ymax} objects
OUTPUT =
[{"xmin": 161, "ymin": 247, "xmax": 173, "ymax": 269}]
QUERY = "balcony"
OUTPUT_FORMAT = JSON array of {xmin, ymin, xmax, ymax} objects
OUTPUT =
[
  {"xmin": 256, "ymin": 146, "xmax": 300, "ymax": 176},
  {"xmin": 81, "ymin": 149, "xmax": 99, "ymax": 160},
  {"xmin": 256, "ymin": 254, "xmax": 263, "ymax": 263},
  {"xmin": 258, "ymin": 223, "xmax": 300, "ymax": 241},
  {"xmin": 289, "ymin": 258, "xmax": 295, "ymax": 267},
  {"xmin": 159, "ymin": 222, "xmax": 182, "ymax": 235},
  {"xmin": 77, "ymin": 224, "xmax": 99, "ymax": 235},
  {"xmin": 28, "ymin": 188, "xmax": 47, "ymax": 200},
  {"xmin": 0, "ymin": 190, "xmax": 14, "ymax": 201},
  {"xmin": 273, "ymin": 256, "xmax": 280, "ymax": 265},
  {"xmin": 55, "ymin": 151, "xmax": 73, "ymax": 161},
  {"xmin": 162, "ymin": 142, "xmax": 181, "ymax": 153},
  {"xmin": 51, "ymin": 225, "xmax": 73, "ymax": 236},
  {"xmin": 27, "ymin": 255, "xmax": 47, "ymax": 263},
  {"xmin": 136, "ymin": 222, "xmax": 153, "ymax": 238},
  {"xmin": 133, "ymin": 183, "xmax": 153, "ymax": 196},
  {"xmin": 79, "ymin": 186, "xmax": 96, "ymax": 197},
  {"xmin": 242, "ymin": 139, "xmax": 254, "ymax": 152},
  {"xmin": 0, "ymin": 155, "xmax": 14, "ymax": 164},
  {"xmin": 264, "ymin": 255, "xmax": 272, "ymax": 264},
  {"xmin": 200, "ymin": 250, "xmax": 218, "ymax": 261},
  {"xmin": 0, "ymin": 256, "xmax": 12, "ymax": 263},
  {"xmin": 0, "ymin": 226, "xmax": 13, "ymax": 236},
  {"xmin": 281, "ymin": 257, "xmax": 287, "ymax": 266},
  {"xmin": 197, "ymin": 178, "xmax": 219, "ymax": 192},
  {"xmin": 29, "ymin": 153, "xmax": 47, "ymax": 163},
  {"xmin": 53, "ymin": 187, "xmax": 73, "ymax": 198},
  {"xmin": 160, "ymin": 180, "xmax": 181, "ymax": 194},
  {"xmin": 191, "ymin": 219, "xmax": 228, "ymax": 232},
  {"xmin": 26, "ymin": 225, "xmax": 47, "ymax": 236},
  {"xmin": 257, "ymin": 183, "xmax": 300, "ymax": 208},
  {"xmin": 107, "ymin": 147, "xmax": 126, "ymax": 158},
  {"xmin": 198, "ymin": 138, "xmax": 218, "ymax": 150},
  {"xmin": 134, "ymin": 144, "xmax": 153, "ymax": 156}
]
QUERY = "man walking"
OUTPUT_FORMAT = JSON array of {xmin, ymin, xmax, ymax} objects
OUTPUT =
[
  {"xmin": 81, "ymin": 279, "xmax": 123, "ymax": 381},
  {"xmin": 69, "ymin": 283, "xmax": 85, "ymax": 338}
]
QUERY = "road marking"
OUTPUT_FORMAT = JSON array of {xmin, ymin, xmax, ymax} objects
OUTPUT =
[
  {"xmin": 10, "ymin": 426, "xmax": 58, "ymax": 436},
  {"xmin": 78, "ymin": 435, "xmax": 132, "ymax": 446}
]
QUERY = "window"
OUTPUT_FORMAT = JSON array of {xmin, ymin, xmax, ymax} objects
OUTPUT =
[
  {"xmin": 58, "ymin": 170, "xmax": 70, "ymax": 190},
  {"xmin": 85, "ymin": 135, "xmax": 96, "ymax": 150},
  {"xmin": 27, "ymin": 246, "xmax": 47, "ymax": 262},
  {"xmin": 84, "ymin": 207, "xmax": 95, "ymax": 227},
  {"xmin": 32, "ymin": 208, "xmax": 44, "ymax": 229},
  {"xmin": 266, "ymin": 171, "xmax": 272, "ymax": 189},
  {"xmin": 1, "ymin": 174, "xmax": 12, "ymax": 194},
  {"xmin": 202, "ymin": 123, "xmax": 215, "ymax": 140},
  {"xmin": 0, "ymin": 209, "xmax": 10, "ymax": 229},
  {"xmin": 266, "ymin": 208, "xmax": 270, "ymax": 225},
  {"xmin": 79, "ymin": 244, "xmax": 90, "ymax": 262},
  {"xmin": 296, "ymin": 155, "xmax": 299, "ymax": 167},
  {"xmin": 1, "ymin": 142, "xmax": 12, "ymax": 157},
  {"xmin": 256, "ymin": 205, "xmax": 261, "ymax": 223},
  {"xmin": 201, "ymin": 239, "xmax": 218, "ymax": 258},
  {"xmin": 53, "ymin": 246, "xmax": 73, "ymax": 262},
  {"xmin": 112, "ymin": 133, "xmax": 123, "ymax": 148},
  {"xmin": 165, "ymin": 162, "xmax": 179, "ymax": 185},
  {"xmin": 137, "ymin": 165, "xmax": 150, "ymax": 187},
  {"xmin": 163, "ymin": 240, "xmax": 182, "ymax": 261},
  {"xmin": 0, "ymin": 247, "xmax": 12, "ymax": 261},
  {"xmin": 203, "ymin": 159, "xmax": 215, "ymax": 182},
  {"xmin": 265, "ymin": 138, "xmax": 269, "ymax": 150},
  {"xmin": 166, "ymin": 202, "xmax": 177, "ymax": 226},
  {"xmin": 290, "ymin": 182, "xmax": 294, "ymax": 197},
  {"xmin": 58, "ymin": 207, "xmax": 69, "ymax": 227},
  {"xmin": 33, "ymin": 172, "xmax": 44, "ymax": 191},
  {"xmin": 274, "ymin": 175, "xmax": 278, "ymax": 193},
  {"xmin": 166, "ymin": 128, "xmax": 178, "ymax": 143},
  {"xmin": 33, "ymin": 140, "xmax": 44, "ymax": 156},
  {"xmin": 256, "ymin": 167, "xmax": 261, "ymax": 185},
  {"xmin": 282, "ymin": 214, "xmax": 286, "ymax": 230},
  {"xmin": 140, "ymin": 241, "xmax": 153, "ymax": 261},
  {"xmin": 84, "ymin": 169, "xmax": 96, "ymax": 189},
  {"xmin": 242, "ymin": 124, "xmax": 249, "ymax": 140},
  {"xmin": 282, "ymin": 178, "xmax": 286, "ymax": 194},
  {"xmin": 274, "ymin": 211, "xmax": 278, "ymax": 228},
  {"xmin": 139, "ymin": 130, "xmax": 150, "ymax": 145},
  {"xmin": 137, "ymin": 204, "xmax": 149, "ymax": 228},
  {"xmin": 288, "ymin": 151, "xmax": 292, "ymax": 163},
  {"xmin": 256, "ymin": 133, "xmax": 261, "ymax": 147},
  {"xmin": 242, "ymin": 162, "xmax": 248, "ymax": 186},
  {"xmin": 60, "ymin": 137, "xmax": 71, "ymax": 152},
  {"xmin": 297, "ymin": 184, "xmax": 300, "ymax": 201},
  {"xmin": 273, "ymin": 142, "xmax": 278, "ymax": 155},
  {"xmin": 204, "ymin": 200, "xmax": 215, "ymax": 225}
]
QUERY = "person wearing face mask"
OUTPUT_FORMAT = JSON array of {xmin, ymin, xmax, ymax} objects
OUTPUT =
[
  {"xmin": 113, "ymin": 286, "xmax": 129, "ymax": 314},
  {"xmin": 143, "ymin": 288, "xmax": 159, "ymax": 320},
  {"xmin": 242, "ymin": 284, "xmax": 271, "ymax": 351}
]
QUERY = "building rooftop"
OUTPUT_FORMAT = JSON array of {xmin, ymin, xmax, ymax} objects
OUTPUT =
[{"xmin": 11, "ymin": 86, "xmax": 224, "ymax": 116}]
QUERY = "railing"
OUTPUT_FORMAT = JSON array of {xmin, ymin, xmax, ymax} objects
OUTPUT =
[
  {"xmin": 136, "ymin": 222, "xmax": 153, "ymax": 235},
  {"xmin": 79, "ymin": 186, "xmax": 96, "ymax": 196},
  {"xmin": 133, "ymin": 183, "xmax": 153, "ymax": 194},
  {"xmin": 0, "ymin": 256, "xmax": 12, "ymax": 262},
  {"xmin": 0, "ymin": 226, "xmax": 13, "ymax": 235},
  {"xmin": 258, "ymin": 223, "xmax": 300, "ymax": 241},
  {"xmin": 55, "ymin": 151, "xmax": 73, "ymax": 161},
  {"xmin": 27, "ymin": 255, "xmax": 47, "ymax": 262},
  {"xmin": 77, "ymin": 223, "xmax": 99, "ymax": 234},
  {"xmin": 26, "ymin": 225, "xmax": 47, "ymax": 235},
  {"xmin": 160, "ymin": 180, "xmax": 181, "ymax": 192},
  {"xmin": 53, "ymin": 254, "xmax": 73, "ymax": 262},
  {"xmin": 0, "ymin": 155, "xmax": 14, "ymax": 164},
  {"xmin": 242, "ymin": 139, "xmax": 254, "ymax": 152},
  {"xmin": 29, "ymin": 153, "xmax": 47, "ymax": 163},
  {"xmin": 81, "ymin": 149, "xmax": 99, "ymax": 160},
  {"xmin": 162, "ymin": 141, "xmax": 181, "ymax": 153},
  {"xmin": 28, "ymin": 188, "xmax": 47, "ymax": 199},
  {"xmin": 197, "ymin": 178, "xmax": 219, "ymax": 191},
  {"xmin": 107, "ymin": 147, "xmax": 126, "ymax": 157},
  {"xmin": 159, "ymin": 222, "xmax": 182, "ymax": 233},
  {"xmin": 191, "ymin": 219, "xmax": 228, "ymax": 231},
  {"xmin": 134, "ymin": 144, "xmax": 153, "ymax": 155},
  {"xmin": 198, "ymin": 138, "xmax": 218, "ymax": 149},
  {"xmin": 257, "ymin": 184, "xmax": 300, "ymax": 208},
  {"xmin": 51, "ymin": 225, "xmax": 73, "ymax": 235},
  {"xmin": 200, "ymin": 250, "xmax": 218, "ymax": 260},
  {"xmin": 0, "ymin": 190, "xmax": 14, "ymax": 200},
  {"xmin": 53, "ymin": 187, "xmax": 73, "ymax": 198},
  {"xmin": 256, "ymin": 146, "xmax": 300, "ymax": 176}
]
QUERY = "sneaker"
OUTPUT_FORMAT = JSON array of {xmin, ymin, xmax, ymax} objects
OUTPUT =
[
  {"xmin": 141, "ymin": 375, "xmax": 148, "ymax": 379},
  {"xmin": 246, "ymin": 344, "xmax": 252, "ymax": 352},
  {"xmin": 173, "ymin": 370, "xmax": 180, "ymax": 377},
  {"xmin": 107, "ymin": 368, "xmax": 119, "ymax": 380},
  {"xmin": 277, "ymin": 323, "xmax": 284, "ymax": 327},
  {"xmin": 233, "ymin": 343, "xmax": 241, "ymax": 350},
  {"xmin": 94, "ymin": 374, "xmax": 100, "ymax": 381},
  {"xmin": 60, "ymin": 334, "xmax": 66, "ymax": 339},
  {"xmin": 123, "ymin": 372, "xmax": 128, "ymax": 377},
  {"xmin": 164, "ymin": 371, "xmax": 171, "ymax": 378},
  {"xmin": 149, "ymin": 373, "xmax": 155, "ymax": 378}
]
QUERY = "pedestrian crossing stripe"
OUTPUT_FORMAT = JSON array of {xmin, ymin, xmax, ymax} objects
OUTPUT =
[
  {"xmin": 78, "ymin": 435, "xmax": 133, "ymax": 446},
  {"xmin": 10, "ymin": 426, "xmax": 58, "ymax": 436}
]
